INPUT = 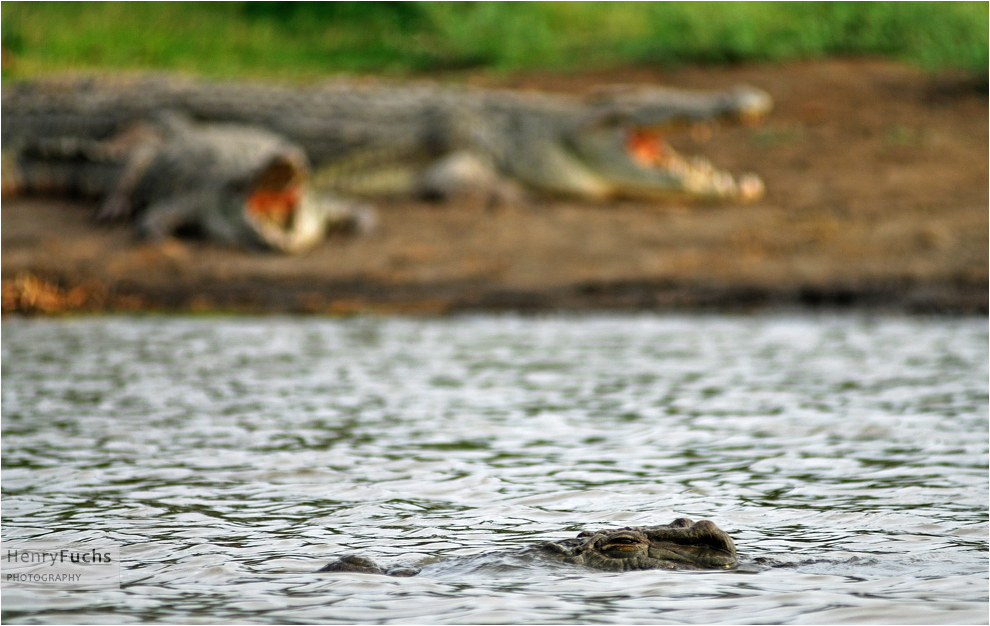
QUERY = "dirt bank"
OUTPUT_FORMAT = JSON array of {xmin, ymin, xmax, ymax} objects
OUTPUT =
[{"xmin": 3, "ymin": 59, "xmax": 987, "ymax": 314}]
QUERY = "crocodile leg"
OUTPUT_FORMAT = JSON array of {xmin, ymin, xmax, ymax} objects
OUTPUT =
[
  {"xmin": 136, "ymin": 192, "xmax": 206, "ymax": 241},
  {"xmin": 98, "ymin": 138, "xmax": 161, "ymax": 221}
]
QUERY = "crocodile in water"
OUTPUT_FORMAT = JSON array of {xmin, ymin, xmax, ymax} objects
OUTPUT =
[{"xmin": 317, "ymin": 518, "xmax": 737, "ymax": 575}]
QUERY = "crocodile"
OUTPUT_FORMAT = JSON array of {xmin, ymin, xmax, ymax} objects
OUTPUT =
[
  {"xmin": 3, "ymin": 75, "xmax": 772, "ymax": 208},
  {"xmin": 4, "ymin": 111, "xmax": 374, "ymax": 253},
  {"xmin": 317, "ymin": 518, "xmax": 737, "ymax": 576}
]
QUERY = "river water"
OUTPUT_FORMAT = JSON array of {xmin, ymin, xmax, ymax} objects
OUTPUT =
[{"xmin": 2, "ymin": 314, "xmax": 987, "ymax": 624}]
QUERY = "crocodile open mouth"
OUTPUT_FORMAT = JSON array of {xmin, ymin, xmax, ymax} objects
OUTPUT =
[
  {"xmin": 624, "ymin": 127, "xmax": 765, "ymax": 202},
  {"xmin": 247, "ymin": 186, "xmax": 300, "ymax": 230},
  {"xmin": 626, "ymin": 128, "xmax": 673, "ymax": 167},
  {"xmin": 246, "ymin": 158, "xmax": 304, "ymax": 231}
]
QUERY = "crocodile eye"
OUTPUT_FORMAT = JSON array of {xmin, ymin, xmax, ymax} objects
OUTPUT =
[{"xmin": 610, "ymin": 537, "xmax": 638, "ymax": 544}]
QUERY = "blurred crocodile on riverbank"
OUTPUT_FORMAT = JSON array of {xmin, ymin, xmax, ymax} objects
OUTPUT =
[
  {"xmin": 2, "ymin": 75, "xmax": 772, "ymax": 213},
  {"xmin": 4, "ymin": 111, "xmax": 374, "ymax": 253},
  {"xmin": 2, "ymin": 61, "xmax": 985, "ymax": 315}
]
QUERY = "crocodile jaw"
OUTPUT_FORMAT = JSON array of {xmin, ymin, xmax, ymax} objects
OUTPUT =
[
  {"xmin": 568, "ymin": 126, "xmax": 764, "ymax": 202},
  {"xmin": 238, "ymin": 154, "xmax": 328, "ymax": 253},
  {"xmin": 568, "ymin": 84, "xmax": 772, "ymax": 202}
]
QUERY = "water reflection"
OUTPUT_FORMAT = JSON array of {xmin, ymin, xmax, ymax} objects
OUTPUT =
[{"xmin": 2, "ymin": 314, "xmax": 987, "ymax": 623}]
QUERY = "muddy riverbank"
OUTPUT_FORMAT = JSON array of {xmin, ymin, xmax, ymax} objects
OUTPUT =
[{"xmin": 3, "ymin": 59, "xmax": 986, "ymax": 314}]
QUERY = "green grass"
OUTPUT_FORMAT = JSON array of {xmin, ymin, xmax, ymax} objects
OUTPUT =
[{"xmin": 2, "ymin": 2, "xmax": 986, "ymax": 79}]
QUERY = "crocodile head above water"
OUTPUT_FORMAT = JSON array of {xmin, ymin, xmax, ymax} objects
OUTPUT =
[
  {"xmin": 317, "ymin": 517, "xmax": 736, "ymax": 576},
  {"xmin": 540, "ymin": 518, "xmax": 737, "ymax": 571}
]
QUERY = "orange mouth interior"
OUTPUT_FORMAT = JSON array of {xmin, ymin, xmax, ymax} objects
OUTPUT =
[
  {"xmin": 247, "ymin": 187, "xmax": 300, "ymax": 229},
  {"xmin": 246, "ymin": 160, "xmax": 302, "ymax": 229},
  {"xmin": 626, "ymin": 129, "xmax": 671, "ymax": 167}
]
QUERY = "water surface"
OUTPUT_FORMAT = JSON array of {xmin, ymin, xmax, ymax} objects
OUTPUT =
[{"xmin": 2, "ymin": 314, "xmax": 987, "ymax": 624}]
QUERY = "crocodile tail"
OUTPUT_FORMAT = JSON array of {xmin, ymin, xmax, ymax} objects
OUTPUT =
[{"xmin": 4, "ymin": 137, "xmax": 126, "ymax": 198}]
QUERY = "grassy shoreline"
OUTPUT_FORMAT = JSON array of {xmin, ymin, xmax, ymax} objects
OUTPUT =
[{"xmin": 2, "ymin": 2, "xmax": 986, "ymax": 80}]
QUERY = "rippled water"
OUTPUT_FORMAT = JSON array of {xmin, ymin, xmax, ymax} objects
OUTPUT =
[{"xmin": 2, "ymin": 314, "xmax": 987, "ymax": 624}]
